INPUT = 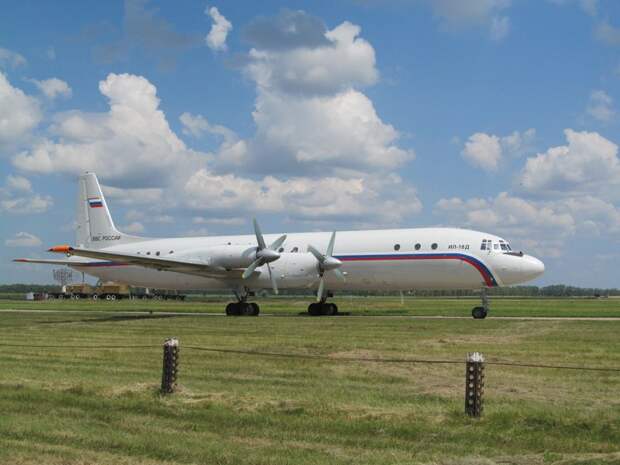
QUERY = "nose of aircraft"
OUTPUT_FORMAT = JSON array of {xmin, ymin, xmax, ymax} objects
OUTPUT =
[{"xmin": 521, "ymin": 254, "xmax": 545, "ymax": 281}]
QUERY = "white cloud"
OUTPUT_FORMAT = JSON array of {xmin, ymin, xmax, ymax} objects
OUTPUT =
[
  {"xmin": 6, "ymin": 175, "xmax": 32, "ymax": 192},
  {"xmin": 246, "ymin": 21, "xmax": 378, "ymax": 96},
  {"xmin": 595, "ymin": 21, "xmax": 620, "ymax": 46},
  {"xmin": 251, "ymin": 89, "xmax": 412, "ymax": 173},
  {"xmin": 0, "ymin": 47, "xmax": 26, "ymax": 68},
  {"xmin": 13, "ymin": 73, "xmax": 202, "ymax": 186},
  {"xmin": 205, "ymin": 6, "xmax": 232, "ymax": 51},
  {"xmin": 519, "ymin": 129, "xmax": 620, "ymax": 198},
  {"xmin": 490, "ymin": 16, "xmax": 510, "ymax": 41},
  {"xmin": 29, "ymin": 78, "xmax": 72, "ymax": 100},
  {"xmin": 427, "ymin": 0, "xmax": 511, "ymax": 25},
  {"xmin": 586, "ymin": 90, "xmax": 615, "ymax": 123},
  {"xmin": 0, "ymin": 175, "xmax": 52, "ymax": 214},
  {"xmin": 0, "ymin": 72, "xmax": 41, "ymax": 148},
  {"xmin": 462, "ymin": 129, "xmax": 536, "ymax": 172},
  {"xmin": 5, "ymin": 232, "xmax": 43, "ymax": 247},
  {"xmin": 548, "ymin": 0, "xmax": 598, "ymax": 16},
  {"xmin": 120, "ymin": 221, "xmax": 145, "ymax": 234},
  {"xmin": 184, "ymin": 169, "xmax": 421, "ymax": 223},
  {"xmin": 462, "ymin": 133, "xmax": 502, "ymax": 171}
]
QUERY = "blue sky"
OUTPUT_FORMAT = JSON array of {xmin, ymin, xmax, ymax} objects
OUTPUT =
[{"xmin": 1, "ymin": 0, "xmax": 619, "ymax": 287}]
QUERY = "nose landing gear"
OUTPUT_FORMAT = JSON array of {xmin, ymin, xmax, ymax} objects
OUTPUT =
[{"xmin": 472, "ymin": 288, "xmax": 489, "ymax": 319}]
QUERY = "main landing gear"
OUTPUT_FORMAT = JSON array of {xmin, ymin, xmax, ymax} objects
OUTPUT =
[
  {"xmin": 225, "ymin": 288, "xmax": 260, "ymax": 316},
  {"xmin": 307, "ymin": 301, "xmax": 338, "ymax": 316},
  {"xmin": 471, "ymin": 288, "xmax": 490, "ymax": 319}
]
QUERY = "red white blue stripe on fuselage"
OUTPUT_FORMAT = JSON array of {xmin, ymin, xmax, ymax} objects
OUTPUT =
[
  {"xmin": 334, "ymin": 253, "xmax": 498, "ymax": 287},
  {"xmin": 74, "ymin": 252, "xmax": 498, "ymax": 288}
]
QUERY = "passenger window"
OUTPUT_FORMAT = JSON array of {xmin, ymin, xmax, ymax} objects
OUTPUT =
[
  {"xmin": 394, "ymin": 244, "xmax": 401, "ymax": 251},
  {"xmin": 414, "ymin": 243, "xmax": 421, "ymax": 250},
  {"xmin": 278, "ymin": 247, "xmax": 284, "ymax": 253},
  {"xmin": 431, "ymin": 243, "xmax": 438, "ymax": 250},
  {"xmin": 291, "ymin": 247, "xmax": 299, "ymax": 253},
  {"xmin": 146, "ymin": 252, "xmax": 151, "ymax": 255},
  {"xmin": 169, "ymin": 250, "xmax": 174, "ymax": 254},
  {"xmin": 156, "ymin": 251, "xmax": 160, "ymax": 256}
]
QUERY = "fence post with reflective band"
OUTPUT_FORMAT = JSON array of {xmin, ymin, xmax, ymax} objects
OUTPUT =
[
  {"xmin": 161, "ymin": 338, "xmax": 179, "ymax": 394},
  {"xmin": 465, "ymin": 352, "xmax": 484, "ymax": 417}
]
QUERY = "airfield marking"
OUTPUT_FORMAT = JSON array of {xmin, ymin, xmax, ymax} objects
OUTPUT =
[{"xmin": 1, "ymin": 309, "xmax": 620, "ymax": 321}]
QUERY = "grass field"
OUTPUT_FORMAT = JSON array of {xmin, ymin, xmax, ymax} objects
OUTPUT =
[{"xmin": 1, "ymin": 297, "xmax": 620, "ymax": 464}]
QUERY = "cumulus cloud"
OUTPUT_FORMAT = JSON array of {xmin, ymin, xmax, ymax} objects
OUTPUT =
[
  {"xmin": 437, "ymin": 191, "xmax": 620, "ymax": 256},
  {"xmin": 462, "ymin": 133, "xmax": 502, "ymax": 172},
  {"xmin": 423, "ymin": 0, "xmax": 512, "ymax": 40},
  {"xmin": 184, "ymin": 169, "xmax": 421, "ymax": 223},
  {"xmin": 519, "ymin": 129, "xmax": 620, "ymax": 198},
  {"xmin": 95, "ymin": 0, "xmax": 200, "ymax": 68},
  {"xmin": 586, "ymin": 90, "xmax": 615, "ymax": 123},
  {"xmin": 29, "ymin": 78, "xmax": 72, "ymax": 100},
  {"xmin": 120, "ymin": 221, "xmax": 145, "ymax": 233},
  {"xmin": 595, "ymin": 21, "xmax": 620, "ymax": 46},
  {"xmin": 0, "ymin": 47, "xmax": 27, "ymax": 68},
  {"xmin": 0, "ymin": 176, "xmax": 53, "ymax": 214},
  {"xmin": 0, "ymin": 72, "xmax": 41, "ymax": 148},
  {"xmin": 13, "ymin": 73, "xmax": 202, "ymax": 187},
  {"xmin": 5, "ymin": 232, "xmax": 43, "ymax": 247},
  {"xmin": 205, "ymin": 6, "xmax": 232, "ymax": 51},
  {"xmin": 462, "ymin": 129, "xmax": 536, "ymax": 172}
]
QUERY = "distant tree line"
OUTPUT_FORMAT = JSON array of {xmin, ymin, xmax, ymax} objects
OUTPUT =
[{"xmin": 1, "ymin": 283, "xmax": 618, "ymax": 297}]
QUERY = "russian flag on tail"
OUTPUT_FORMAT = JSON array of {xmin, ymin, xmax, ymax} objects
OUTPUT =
[{"xmin": 88, "ymin": 197, "xmax": 103, "ymax": 208}]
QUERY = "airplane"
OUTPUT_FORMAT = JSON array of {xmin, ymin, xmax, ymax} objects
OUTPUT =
[{"xmin": 14, "ymin": 172, "xmax": 545, "ymax": 318}]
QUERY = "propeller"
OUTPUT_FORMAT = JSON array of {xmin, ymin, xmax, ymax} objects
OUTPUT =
[
  {"xmin": 242, "ymin": 218, "xmax": 286, "ymax": 294},
  {"xmin": 307, "ymin": 231, "xmax": 345, "ymax": 302}
]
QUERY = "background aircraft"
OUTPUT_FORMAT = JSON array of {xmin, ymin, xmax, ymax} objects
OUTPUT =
[{"xmin": 15, "ymin": 173, "xmax": 544, "ymax": 318}]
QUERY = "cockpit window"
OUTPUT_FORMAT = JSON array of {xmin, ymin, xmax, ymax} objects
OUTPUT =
[
  {"xmin": 481, "ymin": 239, "xmax": 489, "ymax": 250},
  {"xmin": 494, "ymin": 244, "xmax": 499, "ymax": 250}
]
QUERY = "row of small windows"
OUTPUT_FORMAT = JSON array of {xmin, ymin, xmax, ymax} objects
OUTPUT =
[{"xmin": 394, "ymin": 243, "xmax": 438, "ymax": 251}]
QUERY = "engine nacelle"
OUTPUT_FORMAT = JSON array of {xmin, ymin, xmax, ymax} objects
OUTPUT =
[
  {"xmin": 204, "ymin": 245, "xmax": 258, "ymax": 269},
  {"xmin": 260, "ymin": 252, "xmax": 319, "ymax": 288}
]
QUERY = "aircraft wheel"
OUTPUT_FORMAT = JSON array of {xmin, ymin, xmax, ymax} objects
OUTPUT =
[
  {"xmin": 472, "ymin": 306, "xmax": 487, "ymax": 319},
  {"xmin": 250, "ymin": 302, "xmax": 260, "ymax": 316},
  {"xmin": 308, "ymin": 303, "xmax": 321, "ymax": 316},
  {"xmin": 105, "ymin": 294, "xmax": 112, "ymax": 301},
  {"xmin": 92, "ymin": 294, "xmax": 98, "ymax": 301},
  {"xmin": 322, "ymin": 303, "xmax": 336, "ymax": 316},
  {"xmin": 110, "ymin": 294, "xmax": 117, "ymax": 301},
  {"xmin": 225, "ymin": 303, "xmax": 239, "ymax": 316}
]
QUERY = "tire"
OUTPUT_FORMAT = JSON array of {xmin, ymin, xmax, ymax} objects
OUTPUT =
[
  {"xmin": 110, "ymin": 294, "xmax": 117, "ymax": 301},
  {"xmin": 105, "ymin": 294, "xmax": 112, "ymax": 301},
  {"xmin": 322, "ymin": 303, "xmax": 336, "ymax": 316},
  {"xmin": 308, "ymin": 303, "xmax": 321, "ymax": 316},
  {"xmin": 472, "ymin": 306, "xmax": 487, "ymax": 319},
  {"xmin": 92, "ymin": 294, "xmax": 98, "ymax": 301},
  {"xmin": 226, "ymin": 302, "xmax": 239, "ymax": 316},
  {"xmin": 250, "ymin": 302, "xmax": 260, "ymax": 316}
]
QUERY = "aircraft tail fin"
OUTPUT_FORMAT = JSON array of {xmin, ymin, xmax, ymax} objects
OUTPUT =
[{"xmin": 76, "ymin": 172, "xmax": 142, "ymax": 249}]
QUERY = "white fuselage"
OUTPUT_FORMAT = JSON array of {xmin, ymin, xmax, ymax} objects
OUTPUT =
[{"xmin": 68, "ymin": 227, "xmax": 544, "ymax": 292}]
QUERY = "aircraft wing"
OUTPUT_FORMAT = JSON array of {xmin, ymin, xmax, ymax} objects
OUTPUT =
[
  {"xmin": 13, "ymin": 257, "xmax": 98, "ymax": 266},
  {"xmin": 49, "ymin": 246, "xmax": 239, "ymax": 279}
]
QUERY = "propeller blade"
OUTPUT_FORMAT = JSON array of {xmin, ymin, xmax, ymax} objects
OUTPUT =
[
  {"xmin": 326, "ymin": 231, "xmax": 336, "ymax": 257},
  {"xmin": 307, "ymin": 244, "xmax": 325, "ymax": 264},
  {"xmin": 253, "ymin": 218, "xmax": 266, "ymax": 250},
  {"xmin": 333, "ymin": 268, "xmax": 346, "ymax": 282},
  {"xmin": 269, "ymin": 234, "xmax": 287, "ymax": 251},
  {"xmin": 267, "ymin": 263, "xmax": 278, "ymax": 295},
  {"xmin": 316, "ymin": 277, "xmax": 325, "ymax": 302},
  {"xmin": 242, "ymin": 258, "xmax": 263, "ymax": 279}
]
